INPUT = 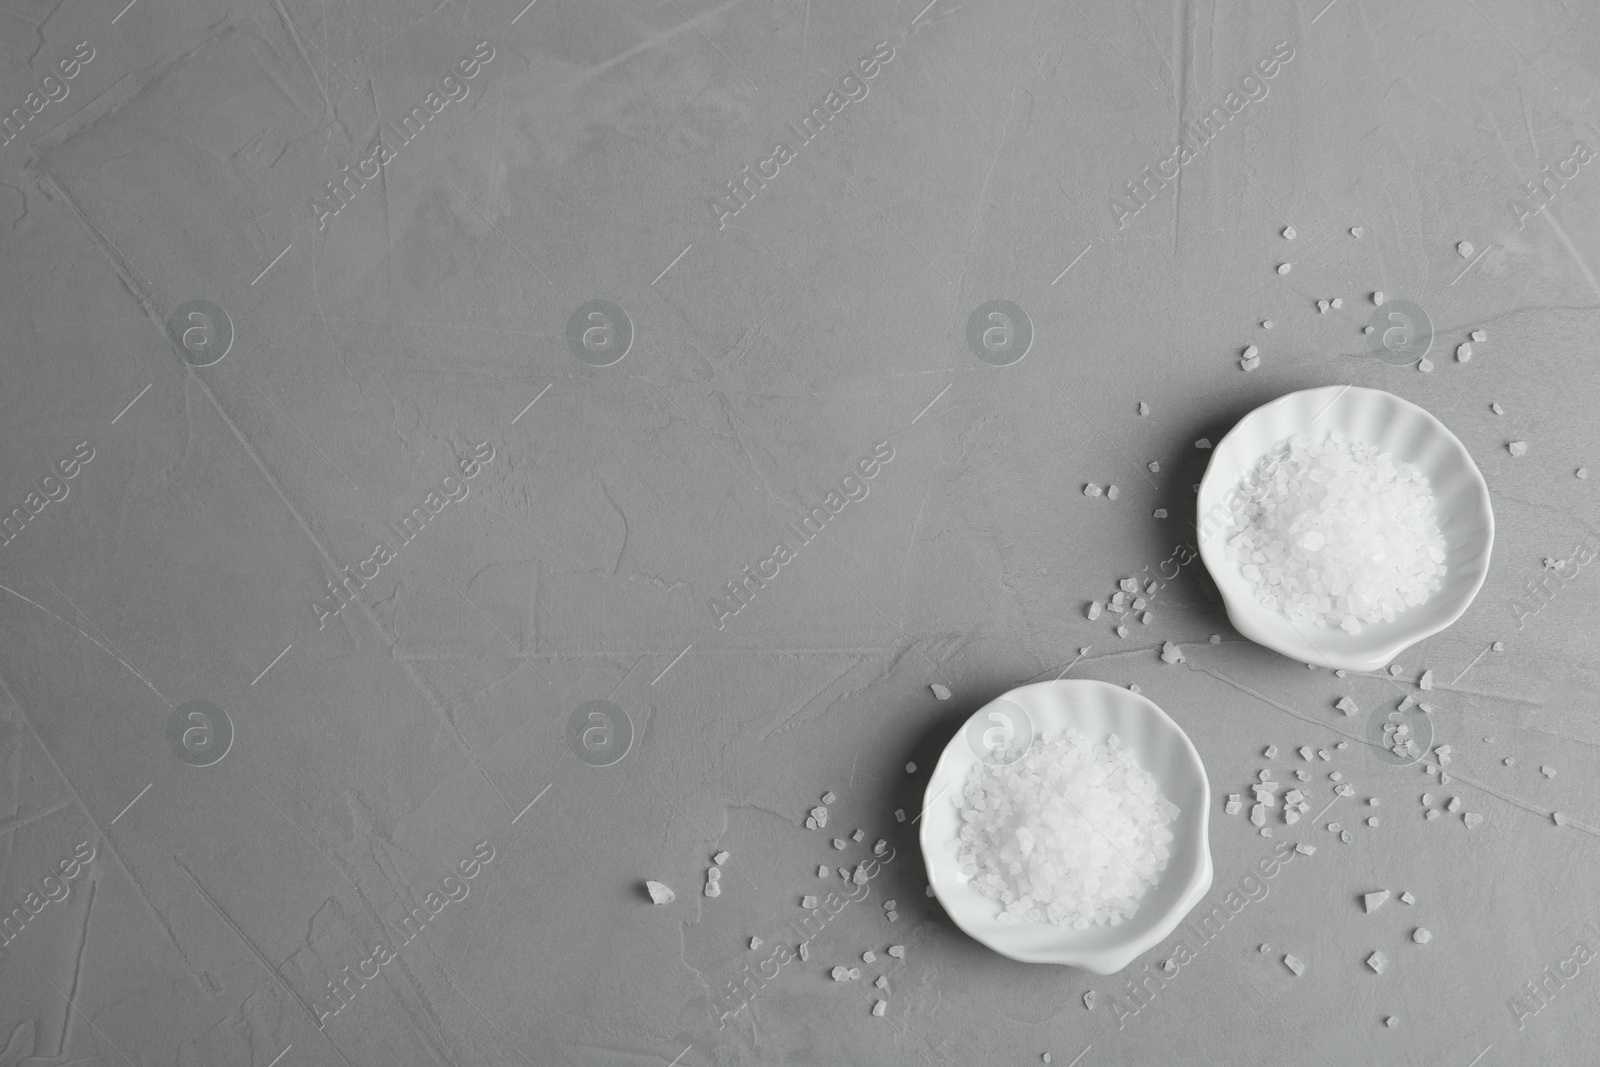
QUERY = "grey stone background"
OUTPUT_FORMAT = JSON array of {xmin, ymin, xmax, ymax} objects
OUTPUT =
[{"xmin": 0, "ymin": 0, "xmax": 1597, "ymax": 1064}]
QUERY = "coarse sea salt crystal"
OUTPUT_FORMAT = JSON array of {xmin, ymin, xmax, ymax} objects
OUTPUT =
[
  {"xmin": 1413, "ymin": 928, "xmax": 1432, "ymax": 944},
  {"xmin": 1365, "ymin": 890, "xmax": 1390, "ymax": 913},
  {"xmin": 1367, "ymin": 950, "xmax": 1387, "ymax": 974},
  {"xmin": 1284, "ymin": 954, "xmax": 1305, "ymax": 976},
  {"xmin": 1509, "ymin": 441, "xmax": 1528, "ymax": 457},
  {"xmin": 1223, "ymin": 432, "xmax": 1447, "ymax": 632},
  {"xmin": 646, "ymin": 880, "xmax": 675, "ymax": 904},
  {"xmin": 1472, "ymin": 330, "xmax": 1486, "ymax": 342},
  {"xmin": 1278, "ymin": 263, "xmax": 1292, "ymax": 274},
  {"xmin": 955, "ymin": 728, "xmax": 1178, "ymax": 928},
  {"xmin": 1084, "ymin": 484, "xmax": 1102, "ymax": 497},
  {"xmin": 888, "ymin": 944, "xmax": 905, "ymax": 958}
]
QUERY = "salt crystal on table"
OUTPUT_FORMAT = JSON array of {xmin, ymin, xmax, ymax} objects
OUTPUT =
[
  {"xmin": 1368, "ymin": 797, "xmax": 1380, "ymax": 806},
  {"xmin": 1413, "ymin": 928, "xmax": 1432, "ymax": 944},
  {"xmin": 1425, "ymin": 809, "xmax": 1440, "ymax": 820},
  {"xmin": 1418, "ymin": 357, "xmax": 1435, "ymax": 372},
  {"xmin": 1154, "ymin": 508, "xmax": 1168, "ymax": 518},
  {"xmin": 714, "ymin": 851, "xmax": 730, "ymax": 865},
  {"xmin": 1300, "ymin": 745, "xmax": 1314, "ymax": 760},
  {"xmin": 863, "ymin": 950, "xmax": 876, "ymax": 963},
  {"xmin": 1368, "ymin": 816, "xmax": 1380, "ymax": 827},
  {"xmin": 1279, "ymin": 263, "xmax": 1293, "ymax": 274},
  {"xmin": 1117, "ymin": 625, "xmax": 1129, "ymax": 638},
  {"xmin": 1509, "ymin": 441, "xmax": 1528, "ymax": 457},
  {"xmin": 1328, "ymin": 822, "xmax": 1341, "ymax": 832},
  {"xmin": 646, "ymin": 881, "xmax": 675, "ymax": 904},
  {"xmin": 819, "ymin": 865, "xmax": 829, "ymax": 877},
  {"xmin": 1138, "ymin": 401, "xmax": 1150, "ymax": 416},
  {"xmin": 873, "ymin": 839, "xmax": 887, "ymax": 856},
  {"xmin": 1284, "ymin": 954, "xmax": 1306, "ymax": 976},
  {"xmin": 1210, "ymin": 634, "xmax": 1222, "ymax": 643},
  {"xmin": 799, "ymin": 942, "xmax": 810, "ymax": 960},
  {"xmin": 803, "ymin": 895, "xmax": 819, "ymax": 909},
  {"xmin": 886, "ymin": 911, "xmax": 898, "ymax": 921},
  {"xmin": 705, "ymin": 881, "xmax": 721, "ymax": 897},
  {"xmin": 1471, "ymin": 330, "xmax": 1486, "ymax": 342},
  {"xmin": 1252, "ymin": 803, "xmax": 1267, "ymax": 826},
  {"xmin": 1336, "ymin": 669, "xmax": 1347, "ymax": 677},
  {"xmin": 894, "ymin": 809, "xmax": 906, "ymax": 822},
  {"xmin": 1458, "ymin": 241, "xmax": 1473, "ymax": 257},
  {"xmin": 1044, "ymin": 1055, "xmax": 1052, "ymax": 1064},
  {"xmin": 833, "ymin": 838, "xmax": 847, "ymax": 849},
  {"xmin": 750, "ymin": 937, "xmax": 762, "ymax": 950},
  {"xmin": 931, "ymin": 684, "xmax": 951, "ymax": 700},
  {"xmin": 1330, "ymin": 771, "xmax": 1343, "ymax": 782},
  {"xmin": 1367, "ymin": 950, "xmax": 1388, "ymax": 974},
  {"xmin": 1264, "ymin": 320, "xmax": 1276, "ymax": 329},
  {"xmin": 852, "ymin": 862, "xmax": 870, "ymax": 884},
  {"xmin": 1341, "ymin": 830, "xmax": 1352, "ymax": 842},
  {"xmin": 1296, "ymin": 843, "xmax": 1316, "ymax": 855},
  {"xmin": 853, "ymin": 828, "xmax": 866, "ymax": 840},
  {"xmin": 832, "ymin": 966, "xmax": 850, "ymax": 981},
  {"xmin": 1318, "ymin": 300, "xmax": 1330, "ymax": 314},
  {"xmin": 1083, "ymin": 991, "xmax": 1096, "ymax": 1009},
  {"xmin": 1365, "ymin": 890, "xmax": 1390, "ymax": 913},
  {"xmin": 906, "ymin": 762, "xmax": 916, "ymax": 773},
  {"xmin": 1400, "ymin": 891, "xmax": 1414, "ymax": 904},
  {"xmin": 1225, "ymin": 795, "xmax": 1242, "ymax": 815},
  {"xmin": 812, "ymin": 806, "xmax": 829, "ymax": 827},
  {"xmin": 1332, "ymin": 298, "xmax": 1344, "ymax": 309},
  {"xmin": 1386, "ymin": 1017, "xmax": 1399, "ymax": 1028},
  {"xmin": 1107, "ymin": 486, "xmax": 1120, "ymax": 500},
  {"xmin": 1319, "ymin": 750, "xmax": 1331, "ymax": 761},
  {"xmin": 1197, "ymin": 439, "xmax": 1212, "ymax": 449},
  {"xmin": 1419, "ymin": 670, "xmax": 1434, "ymax": 690},
  {"xmin": 1161, "ymin": 641, "xmax": 1184, "ymax": 664},
  {"xmin": 884, "ymin": 899, "xmax": 896, "ymax": 911},
  {"xmin": 806, "ymin": 817, "xmax": 818, "ymax": 830},
  {"xmin": 1336, "ymin": 697, "xmax": 1358, "ymax": 715},
  {"xmin": 848, "ymin": 968, "xmax": 861, "ymax": 980},
  {"xmin": 822, "ymin": 791, "xmax": 836, "ymax": 804},
  {"xmin": 1149, "ymin": 461, "xmax": 1161, "ymax": 472},
  {"xmin": 1283, "ymin": 226, "xmax": 1297, "ymax": 239},
  {"xmin": 1260, "ymin": 769, "xmax": 1273, "ymax": 782},
  {"xmin": 1351, "ymin": 227, "xmax": 1364, "ymax": 237},
  {"xmin": 1373, "ymin": 292, "xmax": 1385, "ymax": 305},
  {"xmin": 707, "ymin": 868, "xmax": 721, "ymax": 881},
  {"xmin": 1084, "ymin": 484, "xmax": 1102, "ymax": 497},
  {"xmin": 1421, "ymin": 793, "xmax": 1432, "ymax": 804},
  {"xmin": 1265, "ymin": 745, "xmax": 1279, "ymax": 758},
  {"xmin": 1447, "ymin": 796, "xmax": 1461, "ymax": 812},
  {"xmin": 1542, "ymin": 766, "xmax": 1556, "ymax": 778},
  {"xmin": 888, "ymin": 945, "xmax": 905, "ymax": 958},
  {"xmin": 1464, "ymin": 812, "xmax": 1484, "ymax": 829},
  {"xmin": 876, "ymin": 975, "xmax": 888, "ymax": 990},
  {"xmin": 1338, "ymin": 742, "xmax": 1348, "ymax": 749},
  {"xmin": 1491, "ymin": 402, "xmax": 1504, "ymax": 415},
  {"xmin": 1579, "ymin": 469, "xmax": 1590, "ymax": 479},
  {"xmin": 1297, "ymin": 770, "xmax": 1310, "ymax": 781},
  {"xmin": 872, "ymin": 1000, "xmax": 887, "ymax": 1017},
  {"xmin": 1456, "ymin": 343, "xmax": 1472, "ymax": 362}
]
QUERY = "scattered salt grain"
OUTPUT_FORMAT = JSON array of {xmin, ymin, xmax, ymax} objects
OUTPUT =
[
  {"xmin": 1471, "ymin": 330, "xmax": 1486, "ymax": 342},
  {"xmin": 863, "ymin": 950, "xmax": 876, "ymax": 963},
  {"xmin": 1367, "ymin": 950, "xmax": 1388, "ymax": 974},
  {"xmin": 1400, "ymin": 891, "xmax": 1414, "ymax": 904},
  {"xmin": 1341, "ymin": 830, "xmax": 1352, "ymax": 842},
  {"xmin": 1426, "ymin": 810, "xmax": 1439, "ymax": 820},
  {"xmin": 1509, "ymin": 441, "xmax": 1527, "ymax": 457},
  {"xmin": 1283, "ymin": 226, "xmax": 1297, "ymax": 239},
  {"xmin": 872, "ymin": 1000, "xmax": 887, "ymax": 1017},
  {"xmin": 1330, "ymin": 771, "xmax": 1343, "ymax": 781},
  {"xmin": 1457, "ymin": 343, "xmax": 1472, "ymax": 362},
  {"xmin": 1413, "ymin": 928, "xmax": 1432, "ymax": 944},
  {"xmin": 852, "ymin": 829, "xmax": 865, "ymax": 842},
  {"xmin": 931, "ymin": 683, "xmax": 952, "ymax": 700},
  {"xmin": 876, "ymin": 975, "xmax": 888, "ymax": 990},
  {"xmin": 1278, "ymin": 263, "xmax": 1292, "ymax": 274},
  {"xmin": 1265, "ymin": 745, "xmax": 1279, "ymax": 758},
  {"xmin": 1149, "ymin": 461, "xmax": 1160, "ymax": 472},
  {"xmin": 1418, "ymin": 357, "xmax": 1434, "ymax": 372},
  {"xmin": 708, "ymin": 868, "xmax": 721, "ymax": 882},
  {"xmin": 1243, "ymin": 345, "xmax": 1259, "ymax": 360},
  {"xmin": 1210, "ymin": 634, "xmax": 1222, "ymax": 643},
  {"xmin": 1138, "ymin": 402, "xmax": 1150, "ymax": 416},
  {"xmin": 811, "ymin": 806, "xmax": 829, "ymax": 827},
  {"xmin": 906, "ymin": 762, "xmax": 916, "ymax": 773},
  {"xmin": 1225, "ymin": 795, "xmax": 1242, "ymax": 815},
  {"xmin": 1284, "ymin": 954, "xmax": 1305, "ymax": 976},
  {"xmin": 1336, "ymin": 697, "xmax": 1358, "ymax": 715},
  {"xmin": 750, "ymin": 937, "xmax": 762, "ymax": 950},
  {"xmin": 1419, "ymin": 670, "xmax": 1434, "ymax": 690},
  {"xmin": 1083, "ymin": 991, "xmax": 1096, "ymax": 1009},
  {"xmin": 803, "ymin": 895, "xmax": 819, "ymax": 909},
  {"xmin": 819, "ymin": 865, "xmax": 829, "ymax": 877},
  {"xmin": 805, "ymin": 816, "xmax": 817, "ymax": 829},
  {"xmin": 1368, "ymin": 817, "xmax": 1380, "ymax": 827},
  {"xmin": 799, "ymin": 941, "xmax": 810, "ymax": 960},
  {"xmin": 1447, "ymin": 796, "xmax": 1461, "ymax": 812},
  {"xmin": 1458, "ymin": 241, "xmax": 1473, "ymax": 257},
  {"xmin": 1196, "ymin": 439, "xmax": 1212, "ymax": 449},
  {"xmin": 1336, "ymin": 669, "xmax": 1347, "ymax": 677},
  {"xmin": 888, "ymin": 944, "xmax": 905, "ymax": 958},
  {"xmin": 1264, "ymin": 320, "xmax": 1276, "ymax": 329},
  {"xmin": 1364, "ymin": 890, "xmax": 1390, "ymax": 913},
  {"xmin": 1542, "ymin": 766, "xmax": 1556, "ymax": 778},
  {"xmin": 1332, "ymin": 298, "xmax": 1343, "ymax": 309},
  {"xmin": 1161, "ymin": 641, "xmax": 1184, "ymax": 664},
  {"xmin": 1108, "ymin": 486, "xmax": 1120, "ymax": 500},
  {"xmin": 1328, "ymin": 822, "xmax": 1341, "ymax": 832},
  {"xmin": 1504, "ymin": 758, "xmax": 1515, "ymax": 767},
  {"xmin": 1296, "ymin": 843, "xmax": 1315, "ymax": 855},
  {"xmin": 1464, "ymin": 812, "xmax": 1484, "ymax": 829},
  {"xmin": 1386, "ymin": 1017, "xmax": 1399, "ymax": 1028},
  {"xmin": 1373, "ymin": 291, "xmax": 1384, "ymax": 305},
  {"xmin": 831, "ymin": 966, "xmax": 850, "ymax": 981},
  {"xmin": 1579, "ymin": 468, "xmax": 1590, "ymax": 479},
  {"xmin": 705, "ymin": 880, "xmax": 721, "ymax": 897},
  {"xmin": 1084, "ymin": 484, "xmax": 1102, "ymax": 497},
  {"xmin": 833, "ymin": 839, "xmax": 847, "ymax": 849},
  {"xmin": 1317, "ymin": 299, "xmax": 1330, "ymax": 314},
  {"xmin": 895, "ymin": 809, "xmax": 906, "ymax": 822},
  {"xmin": 646, "ymin": 880, "xmax": 675, "ymax": 904},
  {"xmin": 1491, "ymin": 402, "xmax": 1504, "ymax": 415}
]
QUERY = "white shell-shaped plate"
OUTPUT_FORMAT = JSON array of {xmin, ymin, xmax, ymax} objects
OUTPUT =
[
  {"xmin": 920, "ymin": 680, "xmax": 1212, "ymax": 974},
  {"xmin": 1196, "ymin": 385, "xmax": 1494, "ymax": 672}
]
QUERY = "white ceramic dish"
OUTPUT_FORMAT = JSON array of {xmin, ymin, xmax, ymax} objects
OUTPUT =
[
  {"xmin": 920, "ymin": 680, "xmax": 1212, "ymax": 974},
  {"xmin": 1195, "ymin": 385, "xmax": 1494, "ymax": 672}
]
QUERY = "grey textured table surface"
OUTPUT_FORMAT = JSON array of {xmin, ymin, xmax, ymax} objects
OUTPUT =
[{"xmin": 2, "ymin": 0, "xmax": 1599, "ymax": 1064}]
